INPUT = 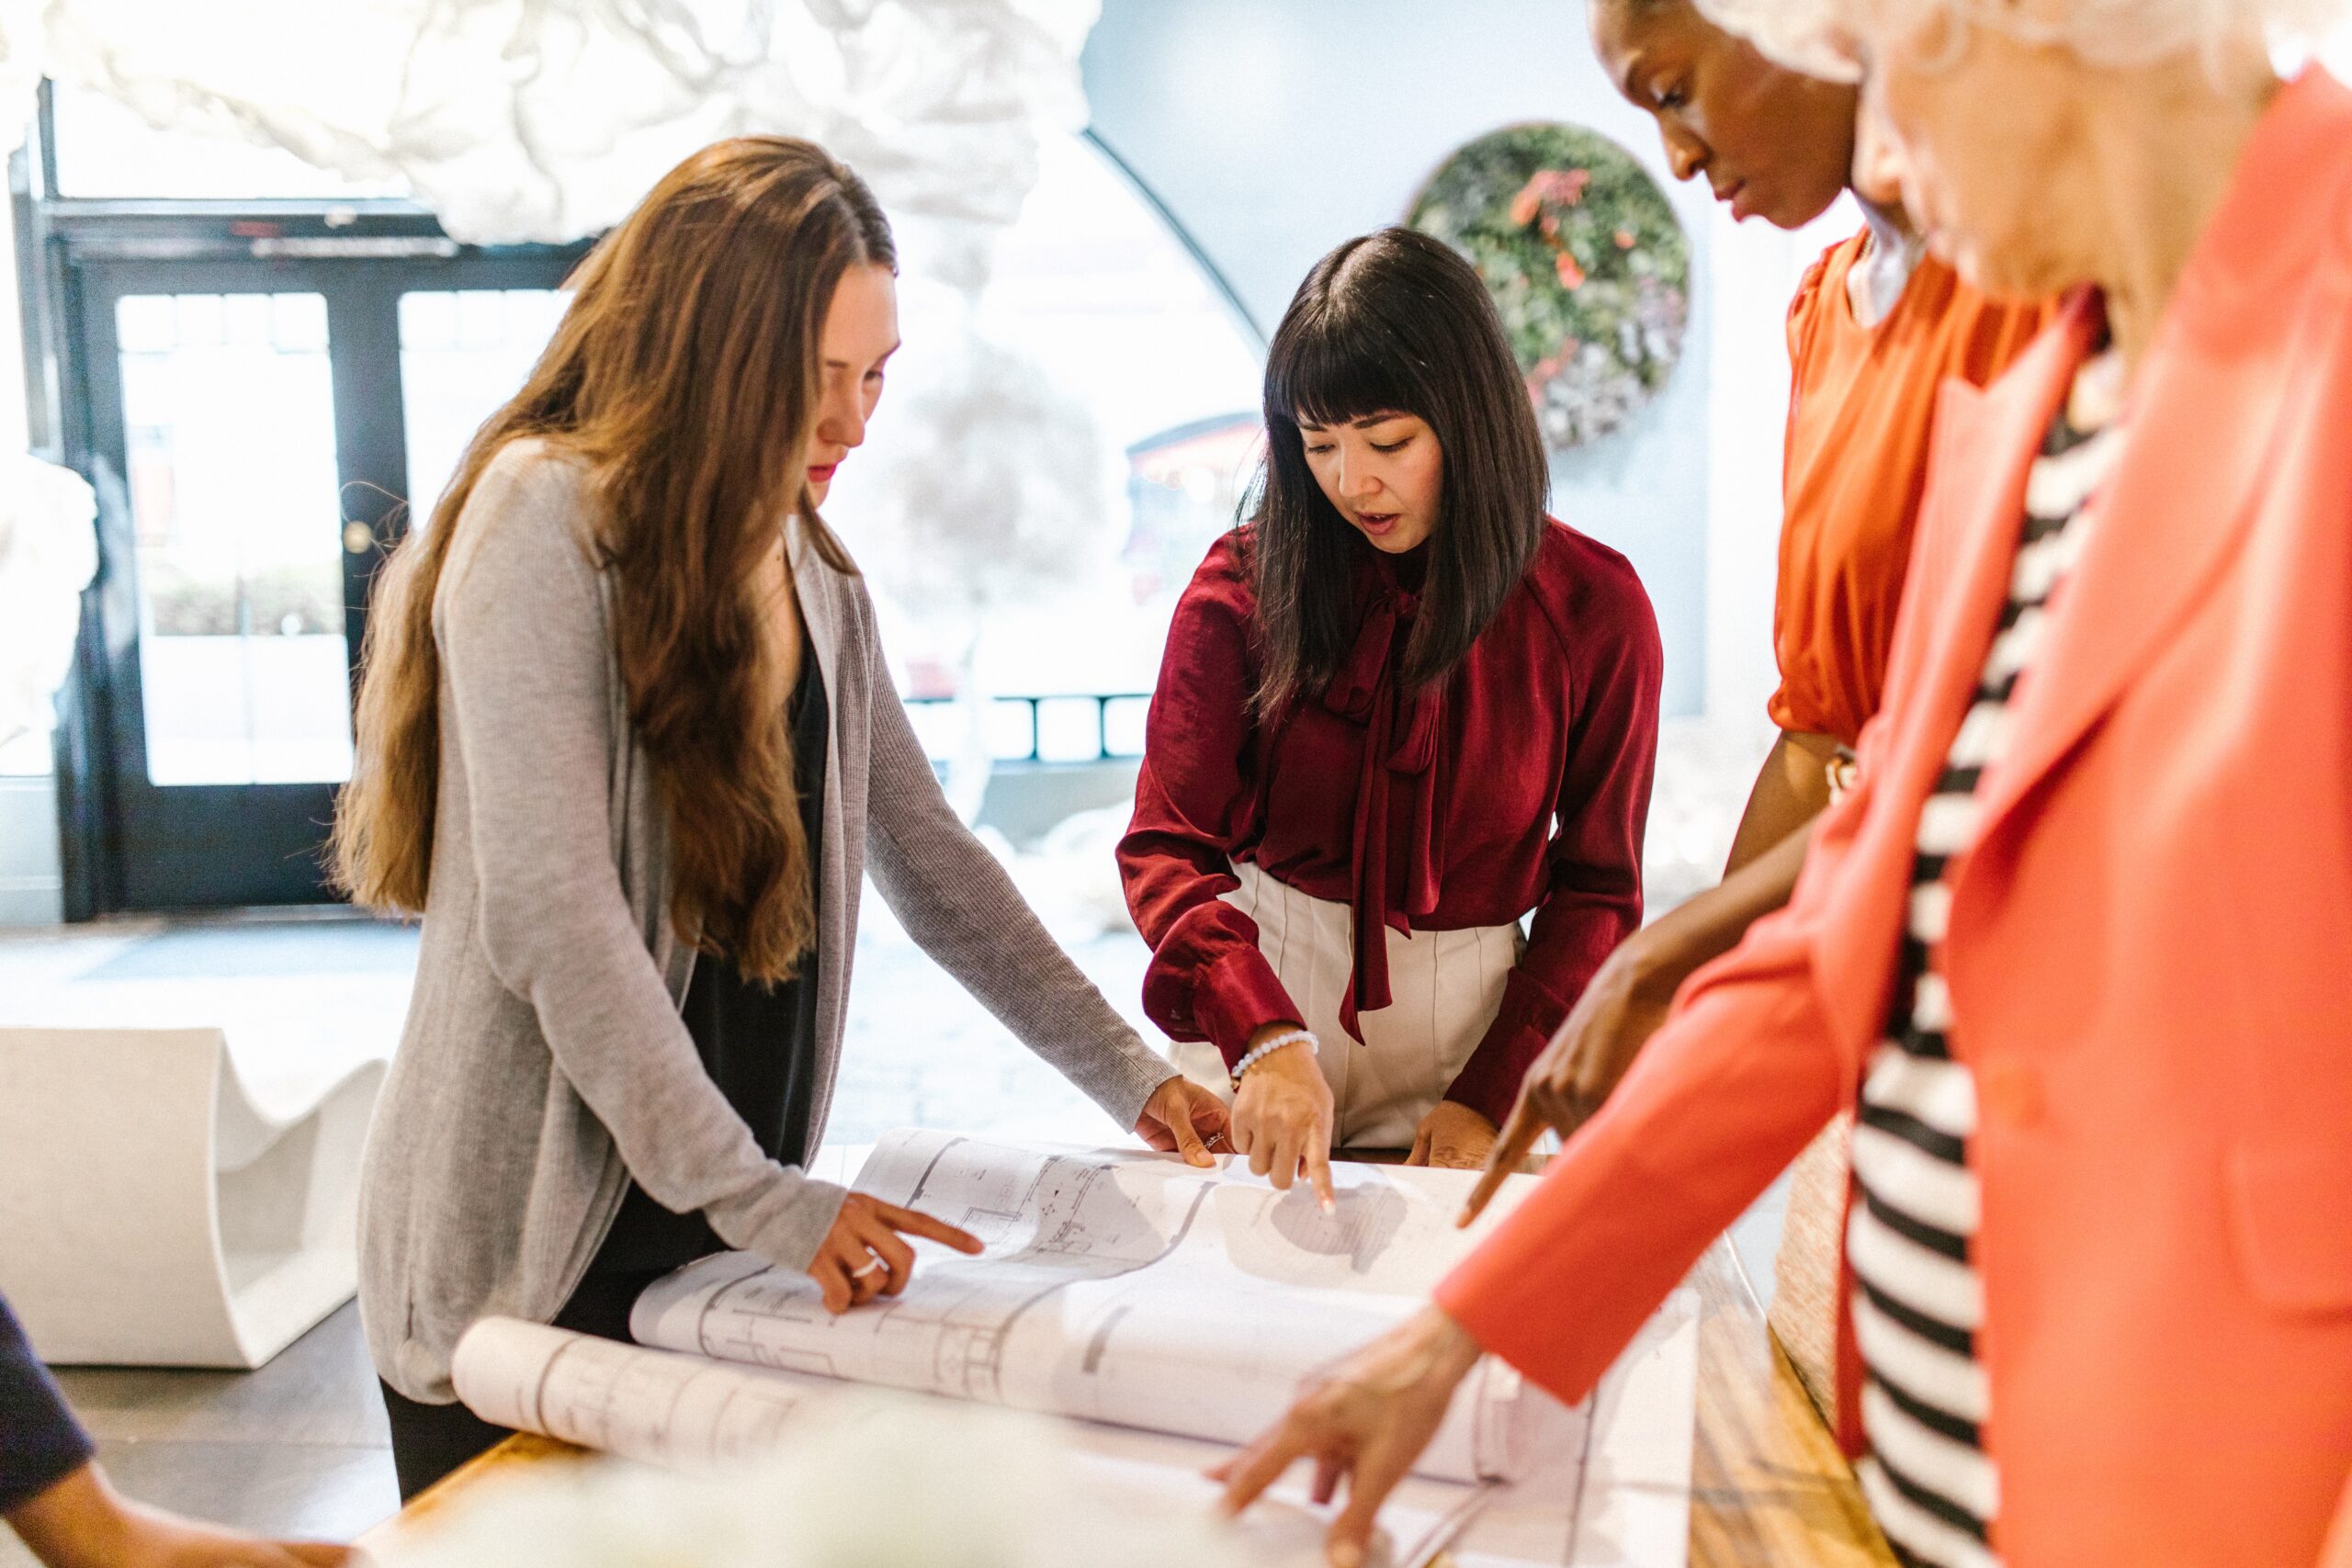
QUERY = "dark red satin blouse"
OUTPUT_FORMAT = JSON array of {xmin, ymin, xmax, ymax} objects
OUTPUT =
[{"xmin": 1117, "ymin": 522, "xmax": 1662, "ymax": 1127}]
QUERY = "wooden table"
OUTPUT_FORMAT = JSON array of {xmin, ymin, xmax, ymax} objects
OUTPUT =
[
  {"xmin": 1682, "ymin": 1237, "xmax": 1894, "ymax": 1566},
  {"xmin": 380, "ymin": 1235, "xmax": 1894, "ymax": 1567}
]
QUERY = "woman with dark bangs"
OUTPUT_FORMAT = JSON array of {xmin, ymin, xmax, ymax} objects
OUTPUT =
[{"xmin": 1119, "ymin": 227, "xmax": 1663, "ymax": 1199}]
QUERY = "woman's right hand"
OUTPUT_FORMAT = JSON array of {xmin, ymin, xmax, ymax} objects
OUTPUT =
[
  {"xmin": 1520, "ymin": 931, "xmax": 1679, "ymax": 1136},
  {"xmin": 1457, "ymin": 933, "xmax": 1679, "ymax": 1226},
  {"xmin": 1229, "ymin": 1026, "xmax": 1337, "ymax": 1210},
  {"xmin": 807, "ymin": 1192, "xmax": 983, "ymax": 1313}
]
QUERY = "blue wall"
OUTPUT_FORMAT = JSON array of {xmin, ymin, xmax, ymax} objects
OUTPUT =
[{"xmin": 1082, "ymin": 0, "xmax": 1714, "ymax": 717}]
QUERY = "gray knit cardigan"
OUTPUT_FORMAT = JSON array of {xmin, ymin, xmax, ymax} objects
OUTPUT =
[{"xmin": 357, "ymin": 440, "xmax": 1173, "ymax": 1403}]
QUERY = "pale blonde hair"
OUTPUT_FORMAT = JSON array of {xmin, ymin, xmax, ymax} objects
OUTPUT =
[{"xmin": 1694, "ymin": 0, "xmax": 2348, "ymax": 82}]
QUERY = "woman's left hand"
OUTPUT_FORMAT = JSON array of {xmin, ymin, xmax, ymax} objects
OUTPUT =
[
  {"xmin": 1404, "ymin": 1100, "xmax": 1498, "ymax": 1168},
  {"xmin": 1210, "ymin": 1305, "xmax": 1484, "ymax": 1568},
  {"xmin": 1136, "ymin": 1075, "xmax": 1232, "ymax": 1168}
]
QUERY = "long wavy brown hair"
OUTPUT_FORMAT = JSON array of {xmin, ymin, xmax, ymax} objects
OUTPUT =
[{"xmin": 332, "ymin": 137, "xmax": 892, "ymax": 982}]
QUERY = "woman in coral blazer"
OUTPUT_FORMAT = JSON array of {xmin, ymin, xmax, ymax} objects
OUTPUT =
[{"xmin": 1218, "ymin": 20, "xmax": 2352, "ymax": 1568}]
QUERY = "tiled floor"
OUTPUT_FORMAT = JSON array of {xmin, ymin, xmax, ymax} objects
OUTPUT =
[{"xmin": 0, "ymin": 908, "xmax": 1788, "ymax": 1553}]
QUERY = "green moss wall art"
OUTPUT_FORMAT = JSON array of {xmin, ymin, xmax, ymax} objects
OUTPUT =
[{"xmin": 1408, "ymin": 123, "xmax": 1691, "ymax": 452}]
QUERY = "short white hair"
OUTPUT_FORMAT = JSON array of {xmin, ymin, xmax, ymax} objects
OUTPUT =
[{"xmin": 1695, "ymin": 0, "xmax": 2350, "ymax": 82}]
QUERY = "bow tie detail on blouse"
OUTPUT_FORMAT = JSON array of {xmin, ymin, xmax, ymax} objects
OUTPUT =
[{"xmin": 1318, "ymin": 579, "xmax": 1447, "ymax": 1041}]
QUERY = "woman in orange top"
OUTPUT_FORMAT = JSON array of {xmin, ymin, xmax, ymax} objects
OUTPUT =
[
  {"xmin": 1476, "ymin": 0, "xmax": 2050, "ymax": 1410},
  {"xmin": 1488, "ymin": 0, "xmax": 2050, "ymax": 1145},
  {"xmin": 1223, "ymin": 19, "xmax": 2352, "ymax": 1568}
]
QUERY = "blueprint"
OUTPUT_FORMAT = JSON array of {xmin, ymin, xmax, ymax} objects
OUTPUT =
[
  {"xmin": 452, "ymin": 1315, "xmax": 818, "ymax": 1469},
  {"xmin": 628, "ymin": 1130, "xmax": 1559, "ymax": 1483},
  {"xmin": 446, "ymin": 1133, "xmax": 1702, "ymax": 1566},
  {"xmin": 445, "ymin": 1320, "xmax": 1397, "ymax": 1568}
]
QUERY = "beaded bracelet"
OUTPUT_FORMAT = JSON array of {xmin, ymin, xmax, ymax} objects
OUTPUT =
[{"xmin": 1231, "ymin": 1028, "xmax": 1318, "ymax": 1088}]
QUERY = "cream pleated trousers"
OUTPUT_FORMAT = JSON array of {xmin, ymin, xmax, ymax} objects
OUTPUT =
[{"xmin": 1172, "ymin": 862, "xmax": 1524, "ymax": 1149}]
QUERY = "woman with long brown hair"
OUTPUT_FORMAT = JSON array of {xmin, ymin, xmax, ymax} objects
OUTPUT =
[{"xmin": 336, "ymin": 136, "xmax": 1226, "ymax": 1498}]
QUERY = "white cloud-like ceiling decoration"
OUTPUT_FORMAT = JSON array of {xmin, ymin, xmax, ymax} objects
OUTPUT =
[
  {"xmin": 17, "ymin": 0, "xmax": 1100, "ymax": 288},
  {"xmin": 0, "ymin": 1, "xmax": 1103, "ymax": 753}
]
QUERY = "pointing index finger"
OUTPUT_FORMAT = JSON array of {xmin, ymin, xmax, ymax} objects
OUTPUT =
[
  {"xmin": 1305, "ymin": 1138, "xmax": 1337, "ymax": 1213},
  {"xmin": 877, "ymin": 1201, "xmax": 985, "ymax": 1254},
  {"xmin": 1457, "ymin": 1102, "xmax": 1541, "ymax": 1227},
  {"xmin": 1217, "ymin": 1418, "xmax": 1315, "ymax": 1517}
]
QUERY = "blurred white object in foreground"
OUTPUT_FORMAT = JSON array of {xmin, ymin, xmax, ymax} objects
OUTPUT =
[{"xmin": 378, "ymin": 1389, "xmax": 1366, "ymax": 1568}]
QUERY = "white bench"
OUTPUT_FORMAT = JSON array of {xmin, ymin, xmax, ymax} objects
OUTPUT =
[{"xmin": 0, "ymin": 1027, "xmax": 384, "ymax": 1369}]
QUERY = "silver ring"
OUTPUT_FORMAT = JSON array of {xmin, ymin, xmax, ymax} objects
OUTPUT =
[{"xmin": 850, "ymin": 1257, "xmax": 886, "ymax": 1280}]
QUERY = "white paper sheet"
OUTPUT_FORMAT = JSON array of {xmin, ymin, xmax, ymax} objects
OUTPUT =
[
  {"xmin": 445, "ymin": 1290, "xmax": 1699, "ymax": 1568},
  {"xmin": 441, "ymin": 1133, "xmax": 1699, "ymax": 1566},
  {"xmin": 451, "ymin": 1316, "xmax": 825, "ymax": 1470},
  {"xmin": 630, "ymin": 1131, "xmax": 1563, "ymax": 1483},
  {"xmin": 447, "ymin": 1319, "xmax": 1397, "ymax": 1568}
]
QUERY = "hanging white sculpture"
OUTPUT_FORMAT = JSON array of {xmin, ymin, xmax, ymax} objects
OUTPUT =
[
  {"xmin": 18, "ymin": 0, "xmax": 1100, "ymax": 289},
  {"xmin": 0, "ymin": 1, "xmax": 1114, "ymax": 811},
  {"xmin": 848, "ymin": 335, "xmax": 1114, "ymax": 819}
]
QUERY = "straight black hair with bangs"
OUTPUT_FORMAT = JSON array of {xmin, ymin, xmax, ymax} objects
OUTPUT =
[{"xmin": 1247, "ymin": 225, "xmax": 1549, "ymax": 717}]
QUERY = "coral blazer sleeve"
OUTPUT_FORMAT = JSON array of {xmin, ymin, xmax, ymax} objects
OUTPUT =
[
  {"xmin": 1434, "ymin": 696, "xmax": 1892, "ymax": 1404},
  {"xmin": 2324, "ymin": 1479, "xmax": 2352, "ymax": 1568},
  {"xmin": 1435, "ymin": 901, "xmax": 1850, "ymax": 1403},
  {"xmin": 1118, "ymin": 550, "xmax": 1303, "ymax": 1066}
]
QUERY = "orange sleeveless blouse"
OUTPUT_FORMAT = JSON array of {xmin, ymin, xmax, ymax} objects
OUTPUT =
[{"xmin": 1769, "ymin": 229, "xmax": 2052, "ymax": 746}]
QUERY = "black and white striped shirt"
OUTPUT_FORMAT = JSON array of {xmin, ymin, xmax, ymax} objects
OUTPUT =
[{"xmin": 1849, "ymin": 344, "xmax": 2128, "ymax": 1568}]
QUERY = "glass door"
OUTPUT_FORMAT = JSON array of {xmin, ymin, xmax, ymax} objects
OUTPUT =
[
  {"xmin": 70, "ymin": 253, "xmax": 579, "ymax": 910},
  {"xmin": 114, "ymin": 288, "xmax": 351, "ymax": 789}
]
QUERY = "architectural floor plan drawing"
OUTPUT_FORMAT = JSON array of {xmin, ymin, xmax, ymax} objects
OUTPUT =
[
  {"xmin": 447, "ymin": 1323, "xmax": 1404, "ymax": 1568},
  {"xmin": 629, "ymin": 1130, "xmax": 1549, "ymax": 1483},
  {"xmin": 453, "ymin": 1315, "xmax": 815, "ymax": 1471},
  {"xmin": 449, "ymin": 1133, "xmax": 1702, "ymax": 1566}
]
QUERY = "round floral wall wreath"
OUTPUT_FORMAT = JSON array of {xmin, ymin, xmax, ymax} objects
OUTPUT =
[{"xmin": 1408, "ymin": 122, "xmax": 1691, "ymax": 452}]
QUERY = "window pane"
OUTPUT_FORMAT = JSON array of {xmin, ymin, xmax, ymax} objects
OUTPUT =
[
  {"xmin": 398, "ymin": 289, "xmax": 570, "ymax": 525},
  {"xmin": 1034, "ymin": 697, "xmax": 1104, "ymax": 763},
  {"xmin": 122, "ymin": 293, "xmax": 351, "ymax": 786},
  {"xmin": 1101, "ymin": 695, "xmax": 1149, "ymax": 759},
  {"xmin": 985, "ymin": 700, "xmax": 1038, "ymax": 761}
]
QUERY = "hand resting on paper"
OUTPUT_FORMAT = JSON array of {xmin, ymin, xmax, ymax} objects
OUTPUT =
[
  {"xmin": 1134, "ymin": 1075, "xmax": 1232, "ymax": 1168},
  {"xmin": 1403, "ymin": 1100, "xmax": 1498, "ymax": 1169},
  {"xmin": 1210, "ymin": 1304, "xmax": 1483, "ymax": 1568},
  {"xmin": 807, "ymin": 1193, "xmax": 982, "ymax": 1313},
  {"xmin": 1455, "ymin": 932, "xmax": 1681, "ymax": 1227}
]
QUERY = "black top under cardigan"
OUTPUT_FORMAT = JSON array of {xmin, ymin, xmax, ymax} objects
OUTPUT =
[{"xmin": 581, "ymin": 639, "xmax": 831, "ymax": 1287}]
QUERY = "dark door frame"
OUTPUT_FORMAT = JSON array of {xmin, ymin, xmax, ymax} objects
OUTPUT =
[{"xmin": 17, "ymin": 93, "xmax": 591, "ymax": 914}]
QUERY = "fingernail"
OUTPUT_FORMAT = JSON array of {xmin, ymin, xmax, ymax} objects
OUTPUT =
[
  {"xmin": 1319, "ymin": 1195, "xmax": 1336, "ymax": 1214},
  {"xmin": 1332, "ymin": 1545, "xmax": 1363, "ymax": 1568}
]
